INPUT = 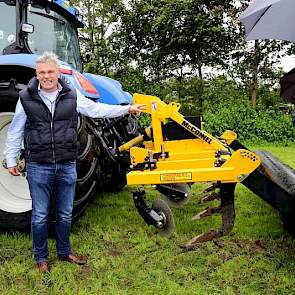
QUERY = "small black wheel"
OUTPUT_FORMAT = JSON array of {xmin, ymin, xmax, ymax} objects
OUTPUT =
[
  {"xmin": 152, "ymin": 199, "xmax": 175, "ymax": 238},
  {"xmin": 160, "ymin": 183, "xmax": 192, "ymax": 208}
]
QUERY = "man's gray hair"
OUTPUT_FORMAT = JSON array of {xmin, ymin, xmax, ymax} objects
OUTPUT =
[{"xmin": 36, "ymin": 52, "xmax": 60, "ymax": 67}]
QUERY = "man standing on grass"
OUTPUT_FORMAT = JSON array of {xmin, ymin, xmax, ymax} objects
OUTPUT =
[{"xmin": 3, "ymin": 51, "xmax": 145, "ymax": 273}]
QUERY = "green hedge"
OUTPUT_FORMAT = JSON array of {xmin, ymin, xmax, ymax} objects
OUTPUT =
[{"xmin": 204, "ymin": 101, "xmax": 295, "ymax": 144}]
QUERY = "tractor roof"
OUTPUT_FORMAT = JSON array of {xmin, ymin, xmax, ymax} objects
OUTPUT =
[
  {"xmin": 51, "ymin": 0, "xmax": 84, "ymax": 27},
  {"xmin": 28, "ymin": 0, "xmax": 84, "ymax": 28}
]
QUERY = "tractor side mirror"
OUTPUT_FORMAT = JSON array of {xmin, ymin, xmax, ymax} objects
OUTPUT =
[
  {"xmin": 21, "ymin": 23, "xmax": 34, "ymax": 34},
  {"xmin": 4, "ymin": 0, "xmax": 16, "ymax": 6}
]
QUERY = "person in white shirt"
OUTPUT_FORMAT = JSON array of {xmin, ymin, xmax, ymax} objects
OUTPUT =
[{"xmin": 3, "ymin": 51, "xmax": 145, "ymax": 273}]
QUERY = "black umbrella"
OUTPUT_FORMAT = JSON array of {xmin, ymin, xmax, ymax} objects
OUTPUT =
[
  {"xmin": 239, "ymin": 0, "xmax": 295, "ymax": 43},
  {"xmin": 280, "ymin": 68, "xmax": 295, "ymax": 104}
]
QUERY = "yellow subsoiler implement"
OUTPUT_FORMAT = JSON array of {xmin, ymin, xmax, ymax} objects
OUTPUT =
[{"xmin": 118, "ymin": 94, "xmax": 261, "ymax": 248}]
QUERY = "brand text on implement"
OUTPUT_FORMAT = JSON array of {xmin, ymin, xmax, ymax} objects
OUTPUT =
[{"xmin": 181, "ymin": 120, "xmax": 212, "ymax": 144}]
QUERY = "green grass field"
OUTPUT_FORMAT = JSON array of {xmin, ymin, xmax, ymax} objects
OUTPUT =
[{"xmin": 1, "ymin": 145, "xmax": 295, "ymax": 294}]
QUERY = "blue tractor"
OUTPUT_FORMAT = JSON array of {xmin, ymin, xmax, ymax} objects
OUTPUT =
[{"xmin": 0, "ymin": 0, "xmax": 138, "ymax": 231}]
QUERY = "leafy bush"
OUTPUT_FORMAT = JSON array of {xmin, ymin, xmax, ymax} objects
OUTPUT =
[{"xmin": 204, "ymin": 101, "xmax": 295, "ymax": 143}]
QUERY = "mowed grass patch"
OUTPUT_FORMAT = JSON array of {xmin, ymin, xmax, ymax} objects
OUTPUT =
[{"xmin": 0, "ymin": 145, "xmax": 295, "ymax": 294}]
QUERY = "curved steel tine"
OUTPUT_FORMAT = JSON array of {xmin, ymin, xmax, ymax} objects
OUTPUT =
[{"xmin": 186, "ymin": 183, "xmax": 236, "ymax": 248}]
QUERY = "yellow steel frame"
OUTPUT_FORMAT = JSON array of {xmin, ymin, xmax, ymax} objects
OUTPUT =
[{"xmin": 122, "ymin": 94, "xmax": 261, "ymax": 185}]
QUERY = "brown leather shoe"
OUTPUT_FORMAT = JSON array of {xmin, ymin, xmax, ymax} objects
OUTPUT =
[
  {"xmin": 59, "ymin": 254, "xmax": 87, "ymax": 265},
  {"xmin": 36, "ymin": 261, "xmax": 50, "ymax": 273}
]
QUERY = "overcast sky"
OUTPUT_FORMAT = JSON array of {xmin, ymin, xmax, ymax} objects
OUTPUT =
[{"xmin": 281, "ymin": 56, "xmax": 295, "ymax": 72}]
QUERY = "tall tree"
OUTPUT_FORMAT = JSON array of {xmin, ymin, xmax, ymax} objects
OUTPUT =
[
  {"xmin": 115, "ymin": 0, "xmax": 237, "ymax": 81},
  {"xmin": 71, "ymin": 0, "xmax": 124, "ymax": 75}
]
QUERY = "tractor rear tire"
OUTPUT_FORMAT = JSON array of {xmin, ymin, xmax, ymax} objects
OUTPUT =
[{"xmin": 0, "ymin": 110, "xmax": 100, "ymax": 232}]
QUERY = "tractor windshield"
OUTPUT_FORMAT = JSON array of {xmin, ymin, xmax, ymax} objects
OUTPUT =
[
  {"xmin": 0, "ymin": 2, "xmax": 16, "ymax": 54},
  {"xmin": 27, "ymin": 4, "xmax": 82, "ymax": 71}
]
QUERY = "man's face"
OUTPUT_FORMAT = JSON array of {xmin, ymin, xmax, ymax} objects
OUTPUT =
[{"xmin": 36, "ymin": 62, "xmax": 59, "ymax": 92}]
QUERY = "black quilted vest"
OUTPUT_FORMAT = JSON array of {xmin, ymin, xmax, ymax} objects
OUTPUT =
[{"xmin": 19, "ymin": 77, "xmax": 78, "ymax": 163}]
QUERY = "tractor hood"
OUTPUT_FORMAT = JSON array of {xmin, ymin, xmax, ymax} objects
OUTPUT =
[{"xmin": 0, "ymin": 54, "xmax": 132, "ymax": 105}]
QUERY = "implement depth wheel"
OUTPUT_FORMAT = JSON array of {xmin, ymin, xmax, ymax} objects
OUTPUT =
[
  {"xmin": 152, "ymin": 199, "xmax": 175, "ymax": 238},
  {"xmin": 159, "ymin": 183, "xmax": 192, "ymax": 208}
]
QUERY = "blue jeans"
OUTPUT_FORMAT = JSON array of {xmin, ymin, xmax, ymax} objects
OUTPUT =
[{"xmin": 27, "ymin": 161, "xmax": 77, "ymax": 263}]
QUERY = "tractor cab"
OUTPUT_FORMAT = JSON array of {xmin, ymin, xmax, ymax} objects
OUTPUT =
[
  {"xmin": 0, "ymin": 0, "xmax": 134, "ymax": 229},
  {"xmin": 0, "ymin": 0, "xmax": 83, "ymax": 71}
]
